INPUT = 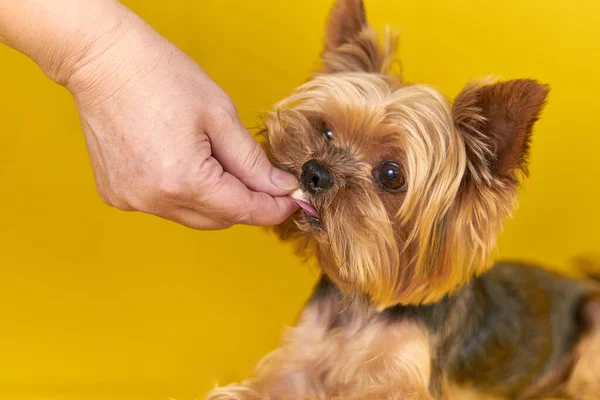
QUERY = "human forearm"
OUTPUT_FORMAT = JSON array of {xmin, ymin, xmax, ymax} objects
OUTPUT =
[
  {"xmin": 0, "ymin": 0, "xmax": 128, "ymax": 84},
  {"xmin": 0, "ymin": 0, "xmax": 299, "ymax": 229}
]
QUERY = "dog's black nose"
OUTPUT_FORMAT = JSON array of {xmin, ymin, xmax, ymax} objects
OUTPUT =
[{"xmin": 301, "ymin": 159, "xmax": 333, "ymax": 193}]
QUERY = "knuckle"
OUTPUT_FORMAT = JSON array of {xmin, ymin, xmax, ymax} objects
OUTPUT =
[
  {"xmin": 106, "ymin": 192, "xmax": 135, "ymax": 212},
  {"xmin": 156, "ymin": 178, "xmax": 186, "ymax": 201},
  {"xmin": 124, "ymin": 194, "xmax": 151, "ymax": 213},
  {"xmin": 231, "ymin": 207, "xmax": 253, "ymax": 225},
  {"xmin": 241, "ymin": 143, "xmax": 266, "ymax": 174},
  {"xmin": 97, "ymin": 185, "xmax": 132, "ymax": 211},
  {"xmin": 94, "ymin": 176, "xmax": 139, "ymax": 211},
  {"xmin": 152, "ymin": 163, "xmax": 192, "ymax": 204},
  {"xmin": 113, "ymin": 182, "xmax": 161, "ymax": 213},
  {"xmin": 205, "ymin": 100, "xmax": 238, "ymax": 131},
  {"xmin": 230, "ymin": 198, "xmax": 260, "ymax": 225}
]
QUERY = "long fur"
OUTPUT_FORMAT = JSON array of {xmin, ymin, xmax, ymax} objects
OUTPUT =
[{"xmin": 207, "ymin": 1, "xmax": 600, "ymax": 399}]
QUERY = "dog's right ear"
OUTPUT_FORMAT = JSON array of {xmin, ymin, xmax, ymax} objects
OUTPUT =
[{"xmin": 321, "ymin": 0, "xmax": 397, "ymax": 74}]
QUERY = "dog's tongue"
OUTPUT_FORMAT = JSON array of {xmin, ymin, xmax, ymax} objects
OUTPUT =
[
  {"xmin": 296, "ymin": 200, "xmax": 320, "ymax": 218},
  {"xmin": 290, "ymin": 189, "xmax": 320, "ymax": 218}
]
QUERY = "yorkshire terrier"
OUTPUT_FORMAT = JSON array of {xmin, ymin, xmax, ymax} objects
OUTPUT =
[{"xmin": 206, "ymin": 0, "xmax": 600, "ymax": 398}]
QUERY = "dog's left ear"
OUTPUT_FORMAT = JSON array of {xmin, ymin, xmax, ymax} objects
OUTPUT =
[
  {"xmin": 430, "ymin": 80, "xmax": 549, "ymax": 300},
  {"xmin": 325, "ymin": 0, "xmax": 367, "ymax": 52},
  {"xmin": 321, "ymin": 0, "xmax": 396, "ymax": 74},
  {"xmin": 452, "ymin": 79, "xmax": 549, "ymax": 183}
]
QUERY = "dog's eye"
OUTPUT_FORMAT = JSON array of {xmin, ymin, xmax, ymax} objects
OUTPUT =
[
  {"xmin": 374, "ymin": 162, "xmax": 407, "ymax": 192},
  {"xmin": 322, "ymin": 126, "xmax": 334, "ymax": 141}
]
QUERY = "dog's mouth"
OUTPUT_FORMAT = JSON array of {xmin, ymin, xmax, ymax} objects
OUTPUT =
[
  {"xmin": 297, "ymin": 199, "xmax": 320, "ymax": 220},
  {"xmin": 290, "ymin": 189, "xmax": 321, "ymax": 225}
]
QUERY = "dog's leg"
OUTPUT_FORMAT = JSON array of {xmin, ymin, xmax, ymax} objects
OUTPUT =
[
  {"xmin": 565, "ymin": 299, "xmax": 600, "ymax": 400},
  {"xmin": 206, "ymin": 295, "xmax": 434, "ymax": 399},
  {"xmin": 205, "ymin": 294, "xmax": 340, "ymax": 400},
  {"xmin": 321, "ymin": 318, "xmax": 434, "ymax": 400}
]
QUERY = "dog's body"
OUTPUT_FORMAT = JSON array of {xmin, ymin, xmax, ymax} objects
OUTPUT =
[
  {"xmin": 206, "ymin": 1, "xmax": 600, "ymax": 398},
  {"xmin": 208, "ymin": 263, "xmax": 600, "ymax": 399},
  {"xmin": 303, "ymin": 264, "xmax": 599, "ymax": 399}
]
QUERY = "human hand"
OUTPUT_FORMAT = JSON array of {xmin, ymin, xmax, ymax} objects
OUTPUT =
[{"xmin": 2, "ymin": 1, "xmax": 299, "ymax": 229}]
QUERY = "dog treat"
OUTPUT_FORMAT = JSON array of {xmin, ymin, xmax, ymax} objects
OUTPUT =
[
  {"xmin": 289, "ymin": 188, "xmax": 306, "ymax": 201},
  {"xmin": 290, "ymin": 189, "xmax": 320, "ymax": 218}
]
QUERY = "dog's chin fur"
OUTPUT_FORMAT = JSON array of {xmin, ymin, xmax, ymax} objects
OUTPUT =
[{"xmin": 263, "ymin": 7, "xmax": 547, "ymax": 308}]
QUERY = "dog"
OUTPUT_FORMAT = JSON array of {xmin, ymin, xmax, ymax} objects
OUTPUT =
[{"xmin": 206, "ymin": 0, "xmax": 600, "ymax": 398}]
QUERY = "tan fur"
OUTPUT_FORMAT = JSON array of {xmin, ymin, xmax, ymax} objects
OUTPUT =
[
  {"xmin": 565, "ymin": 332, "xmax": 600, "ymax": 399},
  {"xmin": 265, "ymin": 0, "xmax": 547, "ymax": 307},
  {"xmin": 266, "ymin": 68, "xmax": 546, "ymax": 307},
  {"xmin": 207, "ymin": 298, "xmax": 432, "ymax": 400},
  {"xmin": 208, "ymin": 1, "xmax": 560, "ymax": 399},
  {"xmin": 268, "ymin": 75, "xmax": 474, "ymax": 306},
  {"xmin": 565, "ymin": 300, "xmax": 600, "ymax": 400}
]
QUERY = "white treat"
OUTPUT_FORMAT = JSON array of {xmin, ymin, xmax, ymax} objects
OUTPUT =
[{"xmin": 290, "ymin": 188, "xmax": 306, "ymax": 201}]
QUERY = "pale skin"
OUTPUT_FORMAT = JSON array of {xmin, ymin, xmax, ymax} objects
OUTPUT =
[{"xmin": 0, "ymin": 0, "xmax": 299, "ymax": 229}]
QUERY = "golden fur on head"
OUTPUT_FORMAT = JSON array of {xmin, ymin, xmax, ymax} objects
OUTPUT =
[{"xmin": 264, "ymin": 0, "xmax": 548, "ymax": 307}]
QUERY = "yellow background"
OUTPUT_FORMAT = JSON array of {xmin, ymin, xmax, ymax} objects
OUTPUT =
[{"xmin": 1, "ymin": 0, "xmax": 599, "ymax": 399}]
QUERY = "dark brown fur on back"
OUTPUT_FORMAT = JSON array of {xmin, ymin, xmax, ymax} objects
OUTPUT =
[
  {"xmin": 293, "ymin": 263, "xmax": 600, "ymax": 399},
  {"xmin": 206, "ymin": 264, "xmax": 600, "ymax": 400},
  {"xmin": 382, "ymin": 263, "xmax": 597, "ymax": 398}
]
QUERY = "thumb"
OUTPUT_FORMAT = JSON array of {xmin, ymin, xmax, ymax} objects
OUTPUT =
[{"xmin": 207, "ymin": 107, "xmax": 298, "ymax": 196}]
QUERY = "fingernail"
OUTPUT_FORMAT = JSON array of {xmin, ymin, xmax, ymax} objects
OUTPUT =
[{"xmin": 272, "ymin": 168, "xmax": 299, "ymax": 191}]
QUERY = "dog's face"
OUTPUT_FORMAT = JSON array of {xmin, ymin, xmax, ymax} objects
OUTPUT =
[{"xmin": 264, "ymin": 0, "xmax": 548, "ymax": 307}]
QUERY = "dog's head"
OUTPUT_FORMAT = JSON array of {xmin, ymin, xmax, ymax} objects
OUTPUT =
[{"xmin": 264, "ymin": 0, "xmax": 548, "ymax": 307}]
